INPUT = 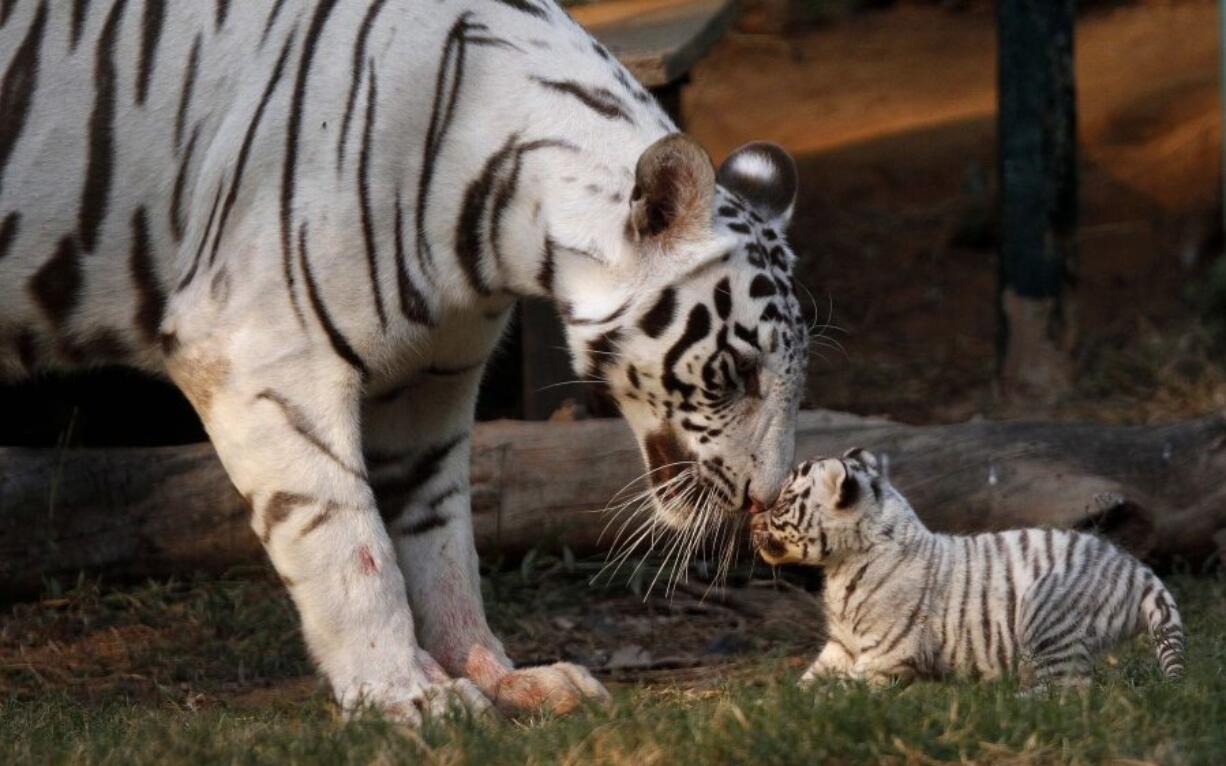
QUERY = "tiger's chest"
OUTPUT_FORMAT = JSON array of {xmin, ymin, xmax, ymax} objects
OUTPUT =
[{"xmin": 365, "ymin": 295, "xmax": 518, "ymax": 401}]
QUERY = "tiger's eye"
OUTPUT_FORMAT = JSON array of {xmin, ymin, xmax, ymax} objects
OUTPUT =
[{"xmin": 738, "ymin": 359, "xmax": 761, "ymax": 398}]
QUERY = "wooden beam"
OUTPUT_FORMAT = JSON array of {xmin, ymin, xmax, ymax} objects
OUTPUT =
[{"xmin": 572, "ymin": 0, "xmax": 738, "ymax": 87}]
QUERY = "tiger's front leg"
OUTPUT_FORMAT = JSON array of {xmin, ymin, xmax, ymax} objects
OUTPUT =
[
  {"xmin": 365, "ymin": 356, "xmax": 610, "ymax": 717},
  {"xmin": 164, "ymin": 322, "xmax": 489, "ymax": 726}
]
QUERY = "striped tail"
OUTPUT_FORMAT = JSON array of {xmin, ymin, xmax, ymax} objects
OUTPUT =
[{"xmin": 1141, "ymin": 582, "xmax": 1185, "ymax": 679}]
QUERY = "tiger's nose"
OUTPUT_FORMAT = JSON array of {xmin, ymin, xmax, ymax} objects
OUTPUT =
[
  {"xmin": 751, "ymin": 482, "xmax": 786, "ymax": 512},
  {"xmin": 747, "ymin": 490, "xmax": 779, "ymax": 514}
]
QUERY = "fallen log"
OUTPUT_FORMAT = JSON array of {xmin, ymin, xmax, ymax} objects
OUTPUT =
[{"xmin": 2, "ymin": 411, "xmax": 1224, "ymax": 596}]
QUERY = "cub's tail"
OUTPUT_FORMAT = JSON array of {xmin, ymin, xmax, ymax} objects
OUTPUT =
[{"xmin": 1140, "ymin": 579, "xmax": 1185, "ymax": 679}]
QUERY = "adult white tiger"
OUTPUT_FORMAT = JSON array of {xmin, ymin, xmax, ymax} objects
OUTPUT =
[{"xmin": 0, "ymin": 0, "xmax": 808, "ymax": 722}]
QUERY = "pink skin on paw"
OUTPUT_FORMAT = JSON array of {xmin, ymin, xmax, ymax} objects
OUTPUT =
[
  {"xmin": 464, "ymin": 644, "xmax": 512, "ymax": 693},
  {"xmin": 357, "ymin": 545, "xmax": 378, "ymax": 575},
  {"xmin": 426, "ymin": 562, "xmax": 510, "ymax": 681},
  {"xmin": 494, "ymin": 666, "xmax": 582, "ymax": 716}
]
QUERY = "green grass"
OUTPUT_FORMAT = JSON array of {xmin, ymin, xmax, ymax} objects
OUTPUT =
[{"xmin": 2, "ymin": 573, "xmax": 1224, "ymax": 765}]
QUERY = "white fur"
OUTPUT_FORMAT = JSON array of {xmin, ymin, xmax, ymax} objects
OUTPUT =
[
  {"xmin": 754, "ymin": 454, "xmax": 1186, "ymax": 686},
  {"xmin": 0, "ymin": 0, "xmax": 806, "ymax": 721},
  {"xmin": 726, "ymin": 151, "xmax": 778, "ymax": 183}
]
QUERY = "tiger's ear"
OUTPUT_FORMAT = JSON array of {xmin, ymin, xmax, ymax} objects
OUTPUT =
[
  {"xmin": 843, "ymin": 447, "xmax": 880, "ymax": 477},
  {"xmin": 820, "ymin": 459, "xmax": 859, "ymax": 510},
  {"xmin": 629, "ymin": 133, "xmax": 715, "ymax": 244},
  {"xmin": 716, "ymin": 141, "xmax": 798, "ymax": 227}
]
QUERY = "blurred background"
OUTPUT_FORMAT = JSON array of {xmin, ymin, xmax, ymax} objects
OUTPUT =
[{"xmin": 702, "ymin": 0, "xmax": 1224, "ymax": 426}]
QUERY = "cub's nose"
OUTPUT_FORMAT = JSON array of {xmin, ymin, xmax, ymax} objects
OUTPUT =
[{"xmin": 747, "ymin": 498, "xmax": 769, "ymax": 515}]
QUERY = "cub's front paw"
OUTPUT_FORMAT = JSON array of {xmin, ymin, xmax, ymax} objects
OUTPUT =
[
  {"xmin": 339, "ymin": 674, "xmax": 493, "ymax": 727},
  {"xmin": 493, "ymin": 662, "xmax": 612, "ymax": 716},
  {"xmin": 798, "ymin": 665, "xmax": 852, "ymax": 689},
  {"xmin": 797, "ymin": 668, "xmax": 821, "ymax": 689}
]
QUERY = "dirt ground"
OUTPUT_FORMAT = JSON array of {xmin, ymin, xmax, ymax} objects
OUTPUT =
[
  {"xmin": 0, "ymin": 565, "xmax": 823, "ymax": 708},
  {"xmin": 688, "ymin": 0, "xmax": 1226, "ymax": 423}
]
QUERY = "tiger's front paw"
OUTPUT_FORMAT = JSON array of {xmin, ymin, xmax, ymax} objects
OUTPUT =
[
  {"xmin": 493, "ymin": 662, "xmax": 612, "ymax": 716},
  {"xmin": 338, "ymin": 673, "xmax": 494, "ymax": 727}
]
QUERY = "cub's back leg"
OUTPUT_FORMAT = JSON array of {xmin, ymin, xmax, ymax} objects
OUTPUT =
[
  {"xmin": 162, "ymin": 320, "xmax": 489, "ymax": 724},
  {"xmin": 1017, "ymin": 571, "xmax": 1095, "ymax": 688},
  {"xmin": 364, "ymin": 342, "xmax": 610, "ymax": 716}
]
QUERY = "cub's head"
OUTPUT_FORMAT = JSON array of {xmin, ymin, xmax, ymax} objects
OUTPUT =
[
  {"xmin": 751, "ymin": 449, "xmax": 899, "ymax": 565},
  {"xmin": 564, "ymin": 135, "xmax": 808, "ymax": 538}
]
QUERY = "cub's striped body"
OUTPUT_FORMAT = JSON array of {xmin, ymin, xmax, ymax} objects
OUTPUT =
[
  {"xmin": 1, "ymin": 0, "xmax": 809, "ymax": 722},
  {"xmin": 753, "ymin": 452, "xmax": 1185, "ymax": 686}
]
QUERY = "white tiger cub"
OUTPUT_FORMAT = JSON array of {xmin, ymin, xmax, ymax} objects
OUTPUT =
[{"xmin": 751, "ymin": 450, "xmax": 1186, "ymax": 687}]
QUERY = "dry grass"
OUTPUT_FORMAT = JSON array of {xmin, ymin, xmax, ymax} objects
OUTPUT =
[
  {"xmin": 1055, "ymin": 323, "xmax": 1226, "ymax": 425},
  {"xmin": 2, "ymin": 566, "xmax": 1224, "ymax": 765}
]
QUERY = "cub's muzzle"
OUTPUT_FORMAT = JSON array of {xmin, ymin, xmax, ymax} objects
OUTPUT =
[{"xmin": 749, "ymin": 514, "xmax": 787, "ymax": 562}]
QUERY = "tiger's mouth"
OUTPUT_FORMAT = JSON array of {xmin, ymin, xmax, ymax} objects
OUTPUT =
[
  {"xmin": 644, "ymin": 426, "xmax": 695, "ymax": 490},
  {"xmin": 602, "ymin": 426, "xmax": 753, "ymax": 594},
  {"xmin": 645, "ymin": 426, "xmax": 759, "ymax": 518},
  {"xmin": 644, "ymin": 425, "xmax": 701, "ymax": 525}
]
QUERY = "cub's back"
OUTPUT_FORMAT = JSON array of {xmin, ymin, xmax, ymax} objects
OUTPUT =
[{"xmin": 954, "ymin": 527, "xmax": 1127, "ymax": 591}]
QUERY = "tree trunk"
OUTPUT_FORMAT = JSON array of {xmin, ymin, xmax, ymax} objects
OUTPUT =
[
  {"xmin": 3, "ymin": 411, "xmax": 1224, "ymax": 597},
  {"xmin": 997, "ymin": 0, "xmax": 1079, "ymax": 401}
]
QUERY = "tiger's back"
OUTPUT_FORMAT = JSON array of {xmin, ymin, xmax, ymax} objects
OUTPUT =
[
  {"xmin": 1, "ymin": 2, "xmax": 272, "ymax": 374},
  {"xmin": 0, "ymin": 1, "xmax": 669, "ymax": 383}
]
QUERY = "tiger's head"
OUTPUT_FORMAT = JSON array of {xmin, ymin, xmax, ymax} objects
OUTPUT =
[
  {"xmin": 562, "ymin": 135, "xmax": 809, "ymax": 550},
  {"xmin": 751, "ymin": 449, "xmax": 912, "ymax": 566}
]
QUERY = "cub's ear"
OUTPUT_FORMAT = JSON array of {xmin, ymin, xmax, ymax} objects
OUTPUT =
[
  {"xmin": 629, "ymin": 133, "xmax": 715, "ymax": 244},
  {"xmin": 842, "ymin": 447, "xmax": 880, "ymax": 476},
  {"xmin": 716, "ymin": 141, "xmax": 798, "ymax": 227},
  {"xmin": 819, "ymin": 459, "xmax": 859, "ymax": 510}
]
